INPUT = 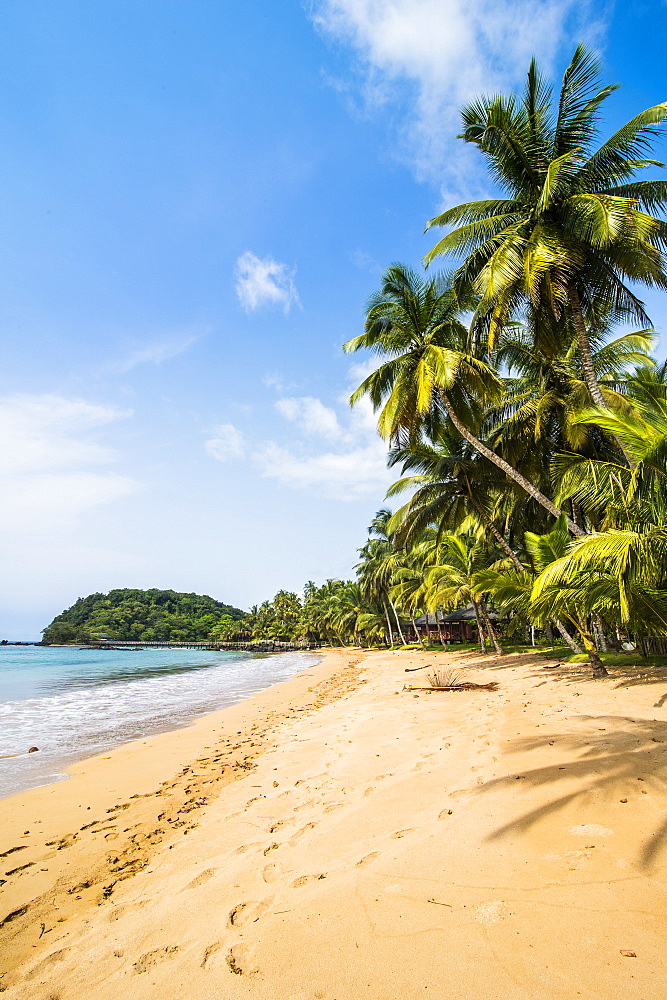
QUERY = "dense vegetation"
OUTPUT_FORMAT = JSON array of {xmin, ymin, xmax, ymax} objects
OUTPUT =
[
  {"xmin": 43, "ymin": 49, "xmax": 667, "ymax": 675},
  {"xmin": 249, "ymin": 47, "xmax": 667, "ymax": 676},
  {"xmin": 42, "ymin": 589, "xmax": 245, "ymax": 644}
]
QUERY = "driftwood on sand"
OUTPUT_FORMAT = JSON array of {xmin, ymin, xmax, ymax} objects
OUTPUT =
[
  {"xmin": 403, "ymin": 682, "xmax": 498, "ymax": 692},
  {"xmin": 404, "ymin": 668, "xmax": 498, "ymax": 692}
]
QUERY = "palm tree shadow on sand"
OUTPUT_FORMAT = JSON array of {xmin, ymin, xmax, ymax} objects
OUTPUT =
[{"xmin": 480, "ymin": 712, "xmax": 667, "ymax": 868}]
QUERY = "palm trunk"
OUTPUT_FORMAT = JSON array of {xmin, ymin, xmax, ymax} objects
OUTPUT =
[
  {"xmin": 436, "ymin": 614, "xmax": 446, "ymax": 646},
  {"xmin": 467, "ymin": 492, "xmax": 523, "ymax": 571},
  {"xmin": 569, "ymin": 286, "xmax": 635, "ymax": 469},
  {"xmin": 592, "ymin": 615, "xmax": 608, "ymax": 653},
  {"xmin": 470, "ymin": 599, "xmax": 487, "ymax": 652},
  {"xmin": 383, "ymin": 600, "xmax": 394, "ymax": 647},
  {"xmin": 411, "ymin": 614, "xmax": 425, "ymax": 647},
  {"xmin": 389, "ymin": 598, "xmax": 407, "ymax": 645},
  {"xmin": 584, "ymin": 639, "xmax": 609, "ymax": 678},
  {"xmin": 478, "ymin": 598, "xmax": 504, "ymax": 655},
  {"xmin": 440, "ymin": 391, "xmax": 585, "ymax": 537},
  {"xmin": 569, "ymin": 616, "xmax": 609, "ymax": 677},
  {"xmin": 553, "ymin": 618, "xmax": 584, "ymax": 655}
]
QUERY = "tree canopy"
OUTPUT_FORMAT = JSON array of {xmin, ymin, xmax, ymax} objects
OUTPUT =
[{"xmin": 42, "ymin": 589, "xmax": 246, "ymax": 644}]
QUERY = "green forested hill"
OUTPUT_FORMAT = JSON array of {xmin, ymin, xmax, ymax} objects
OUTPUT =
[{"xmin": 42, "ymin": 588, "xmax": 246, "ymax": 643}]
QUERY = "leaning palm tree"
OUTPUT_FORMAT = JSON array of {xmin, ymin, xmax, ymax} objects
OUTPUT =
[
  {"xmin": 425, "ymin": 45, "xmax": 667, "ymax": 419},
  {"xmin": 344, "ymin": 263, "xmax": 583, "ymax": 533}
]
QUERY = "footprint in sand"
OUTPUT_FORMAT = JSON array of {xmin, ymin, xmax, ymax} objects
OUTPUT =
[
  {"xmin": 364, "ymin": 786, "xmax": 375, "ymax": 797},
  {"xmin": 228, "ymin": 899, "xmax": 271, "ymax": 927},
  {"xmin": 25, "ymin": 948, "xmax": 72, "ymax": 979},
  {"xmin": 292, "ymin": 873, "xmax": 327, "ymax": 887},
  {"xmin": 133, "ymin": 946, "xmax": 179, "ymax": 974},
  {"xmin": 390, "ymin": 828, "xmax": 415, "ymax": 839},
  {"xmin": 356, "ymin": 852, "xmax": 381, "ymax": 867},
  {"xmin": 233, "ymin": 842, "xmax": 263, "ymax": 855},
  {"xmin": 438, "ymin": 809, "xmax": 454, "ymax": 820},
  {"xmin": 323, "ymin": 803, "xmax": 344, "ymax": 814},
  {"xmin": 269, "ymin": 819, "xmax": 293, "ymax": 833},
  {"xmin": 262, "ymin": 863, "xmax": 283, "ymax": 883},
  {"xmin": 181, "ymin": 868, "xmax": 218, "ymax": 891},
  {"xmin": 227, "ymin": 943, "xmax": 257, "ymax": 976},
  {"xmin": 201, "ymin": 940, "xmax": 226, "ymax": 971},
  {"xmin": 294, "ymin": 798, "xmax": 318, "ymax": 813},
  {"xmin": 288, "ymin": 822, "xmax": 318, "ymax": 845}
]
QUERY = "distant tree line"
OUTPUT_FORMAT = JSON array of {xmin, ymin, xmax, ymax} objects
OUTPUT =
[{"xmin": 42, "ymin": 588, "xmax": 246, "ymax": 644}]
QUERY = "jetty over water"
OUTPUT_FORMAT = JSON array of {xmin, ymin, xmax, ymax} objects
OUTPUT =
[{"xmin": 78, "ymin": 640, "xmax": 318, "ymax": 652}]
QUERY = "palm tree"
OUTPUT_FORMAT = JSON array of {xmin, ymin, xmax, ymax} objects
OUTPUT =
[
  {"xmin": 426, "ymin": 532, "xmax": 504, "ymax": 654},
  {"xmin": 345, "ymin": 263, "xmax": 583, "ymax": 533},
  {"xmin": 386, "ymin": 434, "xmax": 525, "ymax": 569},
  {"xmin": 424, "ymin": 45, "xmax": 667, "ymax": 422},
  {"xmin": 356, "ymin": 510, "xmax": 408, "ymax": 644}
]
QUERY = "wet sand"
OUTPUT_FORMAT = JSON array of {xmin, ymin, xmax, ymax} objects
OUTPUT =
[{"xmin": 1, "ymin": 646, "xmax": 667, "ymax": 999}]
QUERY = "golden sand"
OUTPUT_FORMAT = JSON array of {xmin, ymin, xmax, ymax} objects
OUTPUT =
[{"xmin": 1, "ymin": 647, "xmax": 667, "ymax": 998}]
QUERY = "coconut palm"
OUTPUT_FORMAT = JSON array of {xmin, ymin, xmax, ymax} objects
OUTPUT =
[
  {"xmin": 426, "ymin": 532, "xmax": 504, "ymax": 654},
  {"xmin": 345, "ymin": 263, "xmax": 583, "ymax": 533},
  {"xmin": 491, "ymin": 323, "xmax": 654, "ymax": 473},
  {"xmin": 386, "ymin": 434, "xmax": 525, "ymax": 569},
  {"xmin": 424, "ymin": 45, "xmax": 667, "ymax": 420},
  {"xmin": 356, "ymin": 510, "xmax": 408, "ymax": 644}
]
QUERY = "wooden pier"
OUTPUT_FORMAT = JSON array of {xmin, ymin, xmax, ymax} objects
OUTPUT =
[{"xmin": 78, "ymin": 640, "xmax": 317, "ymax": 652}]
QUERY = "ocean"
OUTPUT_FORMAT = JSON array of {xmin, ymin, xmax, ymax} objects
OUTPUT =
[{"xmin": 0, "ymin": 645, "xmax": 320, "ymax": 800}]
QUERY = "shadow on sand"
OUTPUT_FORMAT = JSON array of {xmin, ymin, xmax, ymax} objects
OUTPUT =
[{"xmin": 482, "ymin": 712, "xmax": 667, "ymax": 868}]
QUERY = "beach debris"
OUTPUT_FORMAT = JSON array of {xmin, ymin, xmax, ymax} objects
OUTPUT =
[
  {"xmin": 403, "ymin": 669, "xmax": 498, "ymax": 692},
  {"xmin": 404, "ymin": 681, "xmax": 498, "ymax": 692},
  {"xmin": 620, "ymin": 950, "xmax": 637, "ymax": 958},
  {"xmin": 427, "ymin": 898, "xmax": 452, "ymax": 907},
  {"xmin": 405, "ymin": 664, "xmax": 430, "ymax": 672},
  {"xmin": 0, "ymin": 746, "xmax": 40, "ymax": 759},
  {"xmin": 0, "ymin": 846, "xmax": 27, "ymax": 859}
]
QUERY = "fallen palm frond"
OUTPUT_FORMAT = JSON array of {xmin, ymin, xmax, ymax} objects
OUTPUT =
[
  {"xmin": 428, "ymin": 668, "xmax": 462, "ymax": 687},
  {"xmin": 403, "ymin": 668, "xmax": 498, "ymax": 692}
]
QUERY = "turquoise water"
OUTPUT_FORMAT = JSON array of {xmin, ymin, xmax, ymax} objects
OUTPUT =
[{"xmin": 0, "ymin": 646, "xmax": 319, "ymax": 799}]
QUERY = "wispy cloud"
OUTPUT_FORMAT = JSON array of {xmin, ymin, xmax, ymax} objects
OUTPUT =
[
  {"xmin": 109, "ymin": 329, "xmax": 202, "ymax": 374},
  {"xmin": 205, "ymin": 423, "xmax": 245, "ymax": 461},
  {"xmin": 205, "ymin": 373, "xmax": 392, "ymax": 499},
  {"xmin": 0, "ymin": 394, "xmax": 138, "ymax": 529},
  {"xmin": 235, "ymin": 251, "xmax": 301, "ymax": 314},
  {"xmin": 255, "ymin": 440, "xmax": 390, "ymax": 500},
  {"xmin": 311, "ymin": 0, "xmax": 602, "ymax": 190},
  {"xmin": 255, "ymin": 379, "xmax": 391, "ymax": 500}
]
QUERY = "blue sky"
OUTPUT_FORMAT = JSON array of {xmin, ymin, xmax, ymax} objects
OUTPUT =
[{"xmin": 1, "ymin": 0, "xmax": 666, "ymax": 638}]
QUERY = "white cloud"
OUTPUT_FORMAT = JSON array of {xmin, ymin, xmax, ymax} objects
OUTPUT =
[
  {"xmin": 235, "ymin": 251, "xmax": 300, "ymax": 314},
  {"xmin": 254, "ymin": 384, "xmax": 391, "ymax": 500},
  {"xmin": 275, "ymin": 396, "xmax": 342, "ymax": 440},
  {"xmin": 0, "ymin": 394, "xmax": 138, "ymax": 529},
  {"xmin": 311, "ymin": 0, "xmax": 601, "ymax": 187},
  {"xmin": 205, "ymin": 423, "xmax": 245, "ymax": 461},
  {"xmin": 255, "ymin": 440, "xmax": 390, "ymax": 501}
]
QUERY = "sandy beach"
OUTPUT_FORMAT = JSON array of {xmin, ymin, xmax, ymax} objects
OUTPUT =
[{"xmin": 2, "ymin": 646, "xmax": 667, "ymax": 999}]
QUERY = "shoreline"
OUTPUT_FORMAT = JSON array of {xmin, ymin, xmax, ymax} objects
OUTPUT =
[
  {"xmin": 0, "ymin": 645, "xmax": 322, "ymax": 801},
  {"xmin": 2, "ymin": 646, "xmax": 667, "ymax": 998}
]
